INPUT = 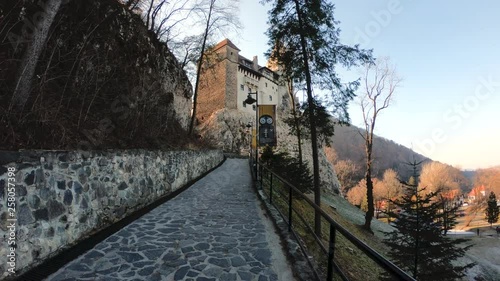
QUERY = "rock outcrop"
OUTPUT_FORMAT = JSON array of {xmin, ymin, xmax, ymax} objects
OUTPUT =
[
  {"xmin": 1, "ymin": 0, "xmax": 192, "ymax": 150},
  {"xmin": 198, "ymin": 100, "xmax": 341, "ymax": 193},
  {"xmin": 198, "ymin": 109, "xmax": 255, "ymax": 154},
  {"xmin": 274, "ymin": 108, "xmax": 341, "ymax": 194}
]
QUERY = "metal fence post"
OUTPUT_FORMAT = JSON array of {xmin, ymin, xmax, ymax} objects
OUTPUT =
[
  {"xmin": 327, "ymin": 224, "xmax": 336, "ymax": 281},
  {"xmin": 259, "ymin": 164, "xmax": 263, "ymax": 188},
  {"xmin": 269, "ymin": 173, "xmax": 273, "ymax": 204},
  {"xmin": 255, "ymin": 159, "xmax": 258, "ymax": 181}
]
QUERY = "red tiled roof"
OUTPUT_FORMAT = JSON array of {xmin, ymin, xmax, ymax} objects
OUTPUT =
[{"xmin": 468, "ymin": 185, "xmax": 485, "ymax": 197}]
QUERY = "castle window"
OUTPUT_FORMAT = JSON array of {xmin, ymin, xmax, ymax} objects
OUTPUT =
[
  {"xmin": 269, "ymin": 95, "xmax": 273, "ymax": 101},
  {"xmin": 243, "ymin": 101, "xmax": 246, "ymax": 108},
  {"xmin": 265, "ymin": 82, "xmax": 268, "ymax": 87},
  {"xmin": 240, "ymin": 84, "xmax": 244, "ymax": 91},
  {"xmin": 252, "ymin": 105, "xmax": 256, "ymax": 111}
]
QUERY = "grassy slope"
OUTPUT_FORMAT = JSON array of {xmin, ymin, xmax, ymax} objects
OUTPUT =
[{"xmin": 262, "ymin": 176, "xmax": 397, "ymax": 280}]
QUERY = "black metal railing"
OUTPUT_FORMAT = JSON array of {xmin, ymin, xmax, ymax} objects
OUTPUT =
[{"xmin": 255, "ymin": 161, "xmax": 415, "ymax": 281}]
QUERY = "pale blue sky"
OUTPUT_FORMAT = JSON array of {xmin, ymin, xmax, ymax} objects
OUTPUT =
[{"xmin": 222, "ymin": 0, "xmax": 500, "ymax": 170}]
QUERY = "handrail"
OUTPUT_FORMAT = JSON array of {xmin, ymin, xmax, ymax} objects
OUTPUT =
[{"xmin": 257, "ymin": 161, "xmax": 416, "ymax": 281}]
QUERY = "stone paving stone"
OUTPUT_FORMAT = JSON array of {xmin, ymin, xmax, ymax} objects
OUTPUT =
[
  {"xmin": 45, "ymin": 159, "xmax": 284, "ymax": 280},
  {"xmin": 174, "ymin": 265, "xmax": 190, "ymax": 280}
]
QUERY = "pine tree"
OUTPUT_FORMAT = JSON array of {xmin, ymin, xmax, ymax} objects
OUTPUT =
[
  {"xmin": 438, "ymin": 193, "xmax": 460, "ymax": 236},
  {"xmin": 485, "ymin": 191, "xmax": 499, "ymax": 227},
  {"xmin": 383, "ymin": 160, "xmax": 475, "ymax": 280},
  {"xmin": 264, "ymin": 0, "xmax": 372, "ymax": 235},
  {"xmin": 265, "ymin": 149, "xmax": 313, "ymax": 195},
  {"xmin": 283, "ymin": 98, "xmax": 337, "ymax": 147}
]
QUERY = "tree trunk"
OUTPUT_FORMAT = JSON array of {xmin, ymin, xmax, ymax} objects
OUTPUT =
[
  {"xmin": 189, "ymin": 0, "xmax": 214, "ymax": 135},
  {"xmin": 146, "ymin": 0, "xmax": 154, "ymax": 30},
  {"xmin": 364, "ymin": 166, "xmax": 374, "ymax": 230},
  {"xmin": 293, "ymin": 0, "xmax": 321, "ymax": 236},
  {"xmin": 364, "ymin": 137, "xmax": 374, "ymax": 232},
  {"xmin": 287, "ymin": 79, "xmax": 302, "ymax": 166},
  {"xmin": 10, "ymin": 0, "xmax": 63, "ymax": 111}
]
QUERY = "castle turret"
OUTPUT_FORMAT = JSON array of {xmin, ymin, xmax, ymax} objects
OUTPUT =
[{"xmin": 197, "ymin": 39, "xmax": 240, "ymax": 123}]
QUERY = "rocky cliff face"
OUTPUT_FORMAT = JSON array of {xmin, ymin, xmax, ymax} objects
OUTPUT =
[
  {"xmin": 0, "ymin": 0, "xmax": 192, "ymax": 150},
  {"xmin": 274, "ymin": 108, "xmax": 341, "ymax": 194},
  {"xmin": 198, "ymin": 109, "xmax": 255, "ymax": 154},
  {"xmin": 199, "ymin": 99, "xmax": 341, "ymax": 193}
]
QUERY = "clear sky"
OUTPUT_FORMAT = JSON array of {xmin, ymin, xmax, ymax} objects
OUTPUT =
[{"xmin": 221, "ymin": 0, "xmax": 500, "ymax": 170}]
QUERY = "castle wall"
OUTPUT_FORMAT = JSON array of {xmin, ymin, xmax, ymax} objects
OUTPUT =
[{"xmin": 197, "ymin": 52, "xmax": 228, "ymax": 124}]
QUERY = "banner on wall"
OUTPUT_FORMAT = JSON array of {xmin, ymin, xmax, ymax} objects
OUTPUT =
[{"xmin": 258, "ymin": 105, "xmax": 276, "ymax": 147}]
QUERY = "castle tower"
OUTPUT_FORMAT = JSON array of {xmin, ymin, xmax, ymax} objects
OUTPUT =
[
  {"xmin": 196, "ymin": 39, "xmax": 240, "ymax": 124},
  {"xmin": 196, "ymin": 39, "xmax": 287, "ymax": 127}
]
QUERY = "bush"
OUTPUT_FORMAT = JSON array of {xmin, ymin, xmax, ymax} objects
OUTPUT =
[{"xmin": 261, "ymin": 146, "xmax": 313, "ymax": 194}]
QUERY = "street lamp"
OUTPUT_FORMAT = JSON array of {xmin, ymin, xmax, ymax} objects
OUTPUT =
[
  {"xmin": 244, "ymin": 91, "xmax": 258, "ymax": 178},
  {"xmin": 245, "ymin": 122, "xmax": 252, "ymax": 156}
]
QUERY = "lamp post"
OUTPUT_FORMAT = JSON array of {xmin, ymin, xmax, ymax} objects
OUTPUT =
[
  {"xmin": 244, "ymin": 91, "xmax": 258, "ymax": 178},
  {"xmin": 245, "ymin": 122, "xmax": 252, "ymax": 157}
]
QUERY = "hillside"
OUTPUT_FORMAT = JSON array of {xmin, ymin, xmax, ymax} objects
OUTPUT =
[
  {"xmin": 0, "ymin": 0, "xmax": 194, "ymax": 150},
  {"xmin": 330, "ymin": 123, "xmax": 430, "ymax": 183}
]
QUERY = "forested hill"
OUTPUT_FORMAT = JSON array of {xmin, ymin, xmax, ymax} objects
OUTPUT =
[{"xmin": 330, "ymin": 123, "xmax": 430, "ymax": 182}]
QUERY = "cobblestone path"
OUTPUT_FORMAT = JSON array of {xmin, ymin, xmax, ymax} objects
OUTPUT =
[{"xmin": 46, "ymin": 159, "xmax": 293, "ymax": 281}]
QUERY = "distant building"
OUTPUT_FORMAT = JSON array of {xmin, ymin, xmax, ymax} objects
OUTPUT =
[
  {"xmin": 468, "ymin": 185, "xmax": 486, "ymax": 202},
  {"xmin": 196, "ymin": 38, "xmax": 288, "ymax": 125}
]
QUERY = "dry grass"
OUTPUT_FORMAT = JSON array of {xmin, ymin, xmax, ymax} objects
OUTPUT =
[{"xmin": 261, "ymin": 174, "xmax": 398, "ymax": 280}]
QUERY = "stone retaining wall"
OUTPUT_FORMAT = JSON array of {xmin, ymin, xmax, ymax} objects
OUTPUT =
[{"xmin": 0, "ymin": 149, "xmax": 223, "ymax": 278}]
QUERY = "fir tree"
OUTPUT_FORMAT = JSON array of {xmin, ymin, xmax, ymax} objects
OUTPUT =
[
  {"xmin": 283, "ymin": 98, "xmax": 338, "ymax": 147},
  {"xmin": 263, "ymin": 0, "xmax": 372, "ymax": 235},
  {"xmin": 263, "ymin": 148, "xmax": 313, "ymax": 195},
  {"xmin": 383, "ymin": 160, "xmax": 475, "ymax": 280},
  {"xmin": 438, "ymin": 193, "xmax": 460, "ymax": 236},
  {"xmin": 485, "ymin": 191, "xmax": 499, "ymax": 227}
]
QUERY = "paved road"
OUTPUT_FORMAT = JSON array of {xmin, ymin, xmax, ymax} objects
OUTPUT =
[{"xmin": 46, "ymin": 159, "xmax": 294, "ymax": 281}]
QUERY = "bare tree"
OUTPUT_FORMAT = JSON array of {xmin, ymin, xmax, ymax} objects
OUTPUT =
[
  {"xmin": 475, "ymin": 167, "xmax": 500, "ymax": 196},
  {"xmin": 420, "ymin": 162, "xmax": 468, "ymax": 234},
  {"xmin": 373, "ymin": 179, "xmax": 387, "ymax": 217},
  {"xmin": 360, "ymin": 57, "xmax": 401, "ymax": 232},
  {"xmin": 188, "ymin": 0, "xmax": 214, "ymax": 135},
  {"xmin": 380, "ymin": 169, "xmax": 402, "ymax": 221},
  {"xmin": 189, "ymin": 0, "xmax": 240, "ymax": 134},
  {"xmin": 124, "ymin": 0, "xmax": 141, "ymax": 10},
  {"xmin": 125, "ymin": 0, "xmax": 240, "ymax": 135},
  {"xmin": 10, "ymin": 0, "xmax": 64, "ymax": 111},
  {"xmin": 325, "ymin": 146, "xmax": 359, "ymax": 195},
  {"xmin": 347, "ymin": 179, "xmax": 367, "ymax": 209},
  {"xmin": 420, "ymin": 161, "xmax": 461, "ymax": 194},
  {"xmin": 132, "ymin": 0, "xmax": 199, "ymax": 43}
]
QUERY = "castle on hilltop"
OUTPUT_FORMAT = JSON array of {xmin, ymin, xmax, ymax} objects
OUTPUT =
[{"xmin": 196, "ymin": 39, "xmax": 291, "ymax": 146}]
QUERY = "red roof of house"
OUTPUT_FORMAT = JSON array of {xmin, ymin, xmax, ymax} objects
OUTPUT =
[{"xmin": 468, "ymin": 185, "xmax": 485, "ymax": 197}]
